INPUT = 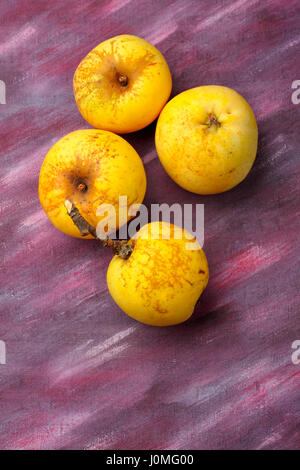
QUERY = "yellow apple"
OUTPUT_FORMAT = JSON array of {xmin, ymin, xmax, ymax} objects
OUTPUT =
[
  {"xmin": 39, "ymin": 129, "xmax": 146, "ymax": 238},
  {"xmin": 107, "ymin": 222, "xmax": 209, "ymax": 326},
  {"xmin": 73, "ymin": 34, "xmax": 172, "ymax": 133},
  {"xmin": 155, "ymin": 85, "xmax": 258, "ymax": 194}
]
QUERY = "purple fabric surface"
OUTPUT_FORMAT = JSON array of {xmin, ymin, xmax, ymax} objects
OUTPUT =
[{"xmin": 0, "ymin": 0, "xmax": 299, "ymax": 450}]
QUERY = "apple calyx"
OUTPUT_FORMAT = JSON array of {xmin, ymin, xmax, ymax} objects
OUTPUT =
[
  {"xmin": 64, "ymin": 199, "xmax": 133, "ymax": 260},
  {"xmin": 77, "ymin": 182, "xmax": 88, "ymax": 192},
  {"xmin": 117, "ymin": 73, "xmax": 129, "ymax": 87},
  {"xmin": 207, "ymin": 113, "xmax": 220, "ymax": 129}
]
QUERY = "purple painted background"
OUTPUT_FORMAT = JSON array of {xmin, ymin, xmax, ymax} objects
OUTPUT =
[{"xmin": 1, "ymin": 0, "xmax": 300, "ymax": 450}]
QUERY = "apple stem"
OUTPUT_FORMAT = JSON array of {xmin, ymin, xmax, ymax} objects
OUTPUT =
[{"xmin": 64, "ymin": 199, "xmax": 133, "ymax": 260}]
